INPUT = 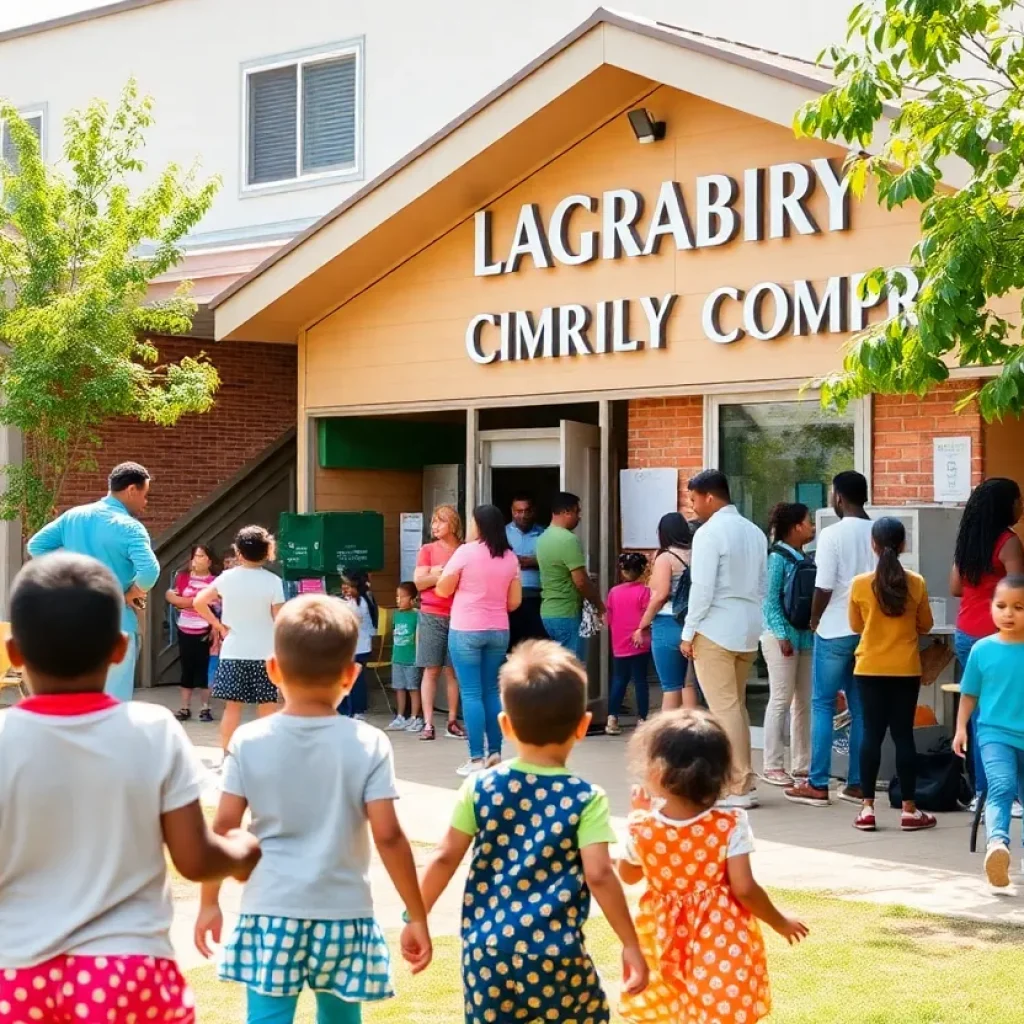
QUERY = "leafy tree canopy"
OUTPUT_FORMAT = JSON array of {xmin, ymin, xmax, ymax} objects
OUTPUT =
[
  {"xmin": 796, "ymin": 0, "xmax": 1024, "ymax": 419},
  {"xmin": 0, "ymin": 79, "xmax": 220, "ymax": 535}
]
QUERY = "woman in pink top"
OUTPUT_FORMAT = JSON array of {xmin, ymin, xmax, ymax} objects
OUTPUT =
[
  {"xmin": 413, "ymin": 505, "xmax": 465, "ymax": 742},
  {"xmin": 436, "ymin": 504, "xmax": 522, "ymax": 776},
  {"xmin": 605, "ymin": 552, "xmax": 652, "ymax": 735}
]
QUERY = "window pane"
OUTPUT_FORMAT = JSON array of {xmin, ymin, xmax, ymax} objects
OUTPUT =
[
  {"xmin": 248, "ymin": 66, "xmax": 297, "ymax": 185},
  {"xmin": 301, "ymin": 55, "xmax": 357, "ymax": 174},
  {"xmin": 718, "ymin": 401, "xmax": 855, "ymax": 532},
  {"xmin": 2, "ymin": 114, "xmax": 42, "ymax": 173}
]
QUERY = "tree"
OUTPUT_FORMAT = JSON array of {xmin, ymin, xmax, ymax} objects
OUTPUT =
[
  {"xmin": 0, "ymin": 80, "xmax": 220, "ymax": 536},
  {"xmin": 795, "ymin": 0, "xmax": 1024, "ymax": 419}
]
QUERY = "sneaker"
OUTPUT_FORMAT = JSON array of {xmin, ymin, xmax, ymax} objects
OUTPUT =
[
  {"xmin": 353, "ymin": 713, "xmax": 367, "ymax": 722},
  {"xmin": 838, "ymin": 786, "xmax": 865, "ymax": 805},
  {"xmin": 759, "ymin": 770, "xmax": 793, "ymax": 787},
  {"xmin": 199, "ymin": 707, "xmax": 214, "ymax": 723},
  {"xmin": 605, "ymin": 716, "xmax": 622, "ymax": 736},
  {"xmin": 175, "ymin": 708, "xmax": 191, "ymax": 722},
  {"xmin": 405, "ymin": 717, "xmax": 425, "ymax": 733},
  {"xmin": 853, "ymin": 808, "xmax": 877, "ymax": 831},
  {"xmin": 485, "ymin": 753, "xmax": 502, "ymax": 768},
  {"xmin": 716, "ymin": 792, "xmax": 760, "ymax": 810},
  {"xmin": 901, "ymin": 809, "xmax": 937, "ymax": 832},
  {"xmin": 386, "ymin": 715, "xmax": 409, "ymax": 731},
  {"xmin": 1014, "ymin": 801, "xmax": 1023, "ymax": 820},
  {"xmin": 985, "ymin": 841, "xmax": 1012, "ymax": 888},
  {"xmin": 785, "ymin": 782, "xmax": 830, "ymax": 807},
  {"xmin": 456, "ymin": 759, "xmax": 485, "ymax": 777},
  {"xmin": 969, "ymin": 795, "xmax": 980, "ymax": 814},
  {"xmin": 446, "ymin": 720, "xmax": 466, "ymax": 739}
]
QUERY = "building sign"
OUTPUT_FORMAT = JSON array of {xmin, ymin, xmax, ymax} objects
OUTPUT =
[{"xmin": 466, "ymin": 157, "xmax": 919, "ymax": 364}]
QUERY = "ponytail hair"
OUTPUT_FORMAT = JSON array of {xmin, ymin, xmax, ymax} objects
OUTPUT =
[
  {"xmin": 767, "ymin": 502, "xmax": 809, "ymax": 546},
  {"xmin": 871, "ymin": 516, "xmax": 908, "ymax": 617}
]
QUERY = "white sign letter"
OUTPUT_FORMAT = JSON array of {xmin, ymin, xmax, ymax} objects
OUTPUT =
[
  {"xmin": 696, "ymin": 175, "xmax": 738, "ymax": 248},
  {"xmin": 642, "ymin": 182, "xmax": 693, "ymax": 256},
  {"xmin": 769, "ymin": 163, "xmax": 819, "ymax": 238},
  {"xmin": 466, "ymin": 313, "xmax": 499, "ymax": 364},
  {"xmin": 514, "ymin": 308, "xmax": 556, "ymax": 359},
  {"xmin": 888, "ymin": 266, "xmax": 920, "ymax": 318},
  {"xmin": 639, "ymin": 294, "xmax": 677, "ymax": 349},
  {"xmin": 794, "ymin": 277, "xmax": 846, "ymax": 335},
  {"xmin": 703, "ymin": 287, "xmax": 744, "ymax": 344},
  {"xmin": 558, "ymin": 305, "xmax": 592, "ymax": 356},
  {"xmin": 744, "ymin": 282, "xmax": 791, "ymax": 340},
  {"xmin": 549, "ymin": 195, "xmax": 597, "ymax": 266},
  {"xmin": 812, "ymin": 157, "xmax": 851, "ymax": 232},
  {"xmin": 505, "ymin": 204, "xmax": 552, "ymax": 273},
  {"xmin": 474, "ymin": 211, "xmax": 503, "ymax": 277},
  {"xmin": 602, "ymin": 190, "xmax": 644, "ymax": 259},
  {"xmin": 849, "ymin": 272, "xmax": 885, "ymax": 330},
  {"xmin": 611, "ymin": 298, "xmax": 638, "ymax": 351},
  {"xmin": 743, "ymin": 168, "xmax": 765, "ymax": 242}
]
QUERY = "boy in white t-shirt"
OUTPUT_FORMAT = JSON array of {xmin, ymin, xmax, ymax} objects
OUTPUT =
[
  {"xmin": 786, "ymin": 471, "xmax": 876, "ymax": 808},
  {"xmin": 0, "ymin": 552, "xmax": 260, "ymax": 1022}
]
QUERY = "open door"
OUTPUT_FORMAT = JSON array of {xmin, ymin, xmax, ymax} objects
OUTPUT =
[{"xmin": 560, "ymin": 420, "xmax": 600, "ymax": 569}]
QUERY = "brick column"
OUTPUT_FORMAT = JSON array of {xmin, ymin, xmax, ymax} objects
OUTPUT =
[{"xmin": 626, "ymin": 396, "xmax": 705, "ymax": 515}]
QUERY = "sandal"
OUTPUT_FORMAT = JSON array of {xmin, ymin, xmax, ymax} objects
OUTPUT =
[
  {"xmin": 445, "ymin": 719, "xmax": 466, "ymax": 739},
  {"xmin": 419, "ymin": 724, "xmax": 436, "ymax": 741},
  {"xmin": 853, "ymin": 808, "xmax": 877, "ymax": 831},
  {"xmin": 175, "ymin": 708, "xmax": 192, "ymax": 722}
]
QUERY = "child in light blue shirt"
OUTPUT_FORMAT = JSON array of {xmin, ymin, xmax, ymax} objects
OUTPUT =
[{"xmin": 956, "ymin": 574, "xmax": 1024, "ymax": 888}]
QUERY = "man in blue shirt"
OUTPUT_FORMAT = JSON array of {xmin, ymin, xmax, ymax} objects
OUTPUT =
[
  {"xmin": 505, "ymin": 493, "xmax": 547, "ymax": 649},
  {"xmin": 27, "ymin": 462, "xmax": 160, "ymax": 701}
]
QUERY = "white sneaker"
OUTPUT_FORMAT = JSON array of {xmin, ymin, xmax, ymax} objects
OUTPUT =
[
  {"xmin": 386, "ymin": 715, "xmax": 408, "ymax": 731},
  {"xmin": 969, "ymin": 795, "xmax": 980, "ymax": 814},
  {"xmin": 1014, "ymin": 801, "xmax": 1023, "ymax": 820},
  {"xmin": 717, "ymin": 792, "xmax": 760, "ymax": 810},
  {"xmin": 456, "ymin": 759, "xmax": 485, "ymax": 777},
  {"xmin": 353, "ymin": 713, "xmax": 367, "ymax": 722},
  {"xmin": 405, "ymin": 717, "xmax": 425, "ymax": 733},
  {"xmin": 985, "ymin": 840, "xmax": 1011, "ymax": 888}
]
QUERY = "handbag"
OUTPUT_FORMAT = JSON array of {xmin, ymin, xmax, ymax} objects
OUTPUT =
[
  {"xmin": 579, "ymin": 600, "xmax": 603, "ymax": 638},
  {"xmin": 888, "ymin": 737, "xmax": 972, "ymax": 812}
]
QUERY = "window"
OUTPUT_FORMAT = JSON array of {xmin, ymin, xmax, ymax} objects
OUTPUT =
[
  {"xmin": 244, "ymin": 44, "xmax": 361, "ymax": 190},
  {"xmin": 1, "ymin": 111, "xmax": 43, "ymax": 174}
]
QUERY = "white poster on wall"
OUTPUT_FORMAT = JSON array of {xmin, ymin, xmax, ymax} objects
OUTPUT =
[
  {"xmin": 399, "ymin": 512, "xmax": 424, "ymax": 584},
  {"xmin": 933, "ymin": 436, "xmax": 972, "ymax": 503},
  {"xmin": 620, "ymin": 468, "xmax": 679, "ymax": 549}
]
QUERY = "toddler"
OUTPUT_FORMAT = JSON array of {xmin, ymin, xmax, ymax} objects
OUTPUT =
[
  {"xmin": 420, "ymin": 639, "xmax": 648, "ymax": 1024},
  {"xmin": 605, "ymin": 551, "xmax": 652, "ymax": 735},
  {"xmin": 0, "ymin": 553, "xmax": 258, "ymax": 1022},
  {"xmin": 619, "ymin": 709, "xmax": 807, "ymax": 1024},
  {"xmin": 195, "ymin": 594, "xmax": 430, "ymax": 1023},
  {"xmin": 955, "ymin": 574, "xmax": 1024, "ymax": 887},
  {"xmin": 387, "ymin": 581, "xmax": 424, "ymax": 733}
]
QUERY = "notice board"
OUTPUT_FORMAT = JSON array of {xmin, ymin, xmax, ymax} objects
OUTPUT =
[{"xmin": 619, "ymin": 468, "xmax": 679, "ymax": 549}]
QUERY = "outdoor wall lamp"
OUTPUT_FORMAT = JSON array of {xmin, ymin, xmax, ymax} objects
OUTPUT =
[{"xmin": 627, "ymin": 108, "xmax": 666, "ymax": 144}]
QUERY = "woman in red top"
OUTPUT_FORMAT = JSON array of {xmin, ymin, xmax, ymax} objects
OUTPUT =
[
  {"xmin": 951, "ymin": 478, "xmax": 1024, "ymax": 799},
  {"xmin": 413, "ymin": 504, "xmax": 465, "ymax": 741}
]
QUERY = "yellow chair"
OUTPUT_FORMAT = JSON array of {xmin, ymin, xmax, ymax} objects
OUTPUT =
[
  {"xmin": 366, "ymin": 607, "xmax": 394, "ymax": 714},
  {"xmin": 0, "ymin": 622, "xmax": 26, "ymax": 704}
]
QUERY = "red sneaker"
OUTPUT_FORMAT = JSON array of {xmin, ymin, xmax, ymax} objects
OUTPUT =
[
  {"xmin": 853, "ymin": 809, "xmax": 877, "ymax": 831},
  {"xmin": 901, "ymin": 809, "xmax": 937, "ymax": 832}
]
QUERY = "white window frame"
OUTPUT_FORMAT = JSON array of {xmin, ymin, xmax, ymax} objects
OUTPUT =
[
  {"xmin": 1, "ymin": 105, "xmax": 47, "ymax": 166},
  {"xmin": 703, "ymin": 390, "xmax": 872, "ymax": 499},
  {"xmin": 240, "ymin": 39, "xmax": 364, "ymax": 197}
]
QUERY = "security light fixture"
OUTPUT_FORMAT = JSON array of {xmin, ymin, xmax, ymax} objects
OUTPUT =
[{"xmin": 627, "ymin": 108, "xmax": 666, "ymax": 144}]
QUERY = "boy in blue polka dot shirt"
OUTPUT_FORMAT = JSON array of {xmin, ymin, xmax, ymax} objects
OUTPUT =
[{"xmin": 421, "ymin": 639, "xmax": 648, "ymax": 1023}]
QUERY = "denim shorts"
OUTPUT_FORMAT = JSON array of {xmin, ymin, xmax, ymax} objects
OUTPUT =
[{"xmin": 391, "ymin": 663, "xmax": 421, "ymax": 690}]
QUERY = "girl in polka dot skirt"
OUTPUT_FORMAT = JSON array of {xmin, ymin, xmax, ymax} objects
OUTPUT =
[{"xmin": 618, "ymin": 710, "xmax": 808, "ymax": 1024}]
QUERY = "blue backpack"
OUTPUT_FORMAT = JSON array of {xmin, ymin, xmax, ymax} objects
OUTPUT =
[{"xmin": 771, "ymin": 544, "xmax": 816, "ymax": 631}]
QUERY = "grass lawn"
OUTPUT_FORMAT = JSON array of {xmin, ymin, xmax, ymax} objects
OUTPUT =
[{"xmin": 185, "ymin": 889, "xmax": 1021, "ymax": 1023}]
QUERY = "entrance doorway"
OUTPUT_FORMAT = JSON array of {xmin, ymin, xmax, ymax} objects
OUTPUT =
[{"xmin": 491, "ymin": 467, "xmax": 560, "ymax": 528}]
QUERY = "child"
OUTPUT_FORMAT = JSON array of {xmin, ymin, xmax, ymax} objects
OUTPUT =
[
  {"xmin": 0, "ymin": 553, "xmax": 259, "ymax": 1021},
  {"xmin": 848, "ymin": 517, "xmax": 936, "ymax": 833},
  {"xmin": 168, "ymin": 543, "xmax": 218, "ymax": 723},
  {"xmin": 195, "ymin": 526, "xmax": 285, "ymax": 754},
  {"xmin": 605, "ymin": 552, "xmax": 652, "ymax": 735},
  {"xmin": 339, "ymin": 571, "xmax": 376, "ymax": 719},
  {"xmin": 420, "ymin": 639, "xmax": 649, "ymax": 1024},
  {"xmin": 387, "ymin": 581, "xmax": 424, "ymax": 733},
  {"xmin": 195, "ymin": 594, "xmax": 431, "ymax": 1023},
  {"xmin": 618, "ymin": 709, "xmax": 807, "ymax": 1024},
  {"xmin": 206, "ymin": 543, "xmax": 238, "ymax": 693},
  {"xmin": 954, "ymin": 574, "xmax": 1024, "ymax": 887}
]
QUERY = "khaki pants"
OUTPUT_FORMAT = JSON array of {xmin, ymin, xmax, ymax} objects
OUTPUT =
[
  {"xmin": 693, "ymin": 634, "xmax": 757, "ymax": 795},
  {"xmin": 760, "ymin": 634, "xmax": 812, "ymax": 776}
]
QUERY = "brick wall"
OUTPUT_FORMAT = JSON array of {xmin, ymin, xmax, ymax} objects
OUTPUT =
[
  {"xmin": 58, "ymin": 338, "xmax": 297, "ymax": 536},
  {"xmin": 626, "ymin": 396, "xmax": 705, "ymax": 515},
  {"xmin": 872, "ymin": 382, "xmax": 984, "ymax": 505}
]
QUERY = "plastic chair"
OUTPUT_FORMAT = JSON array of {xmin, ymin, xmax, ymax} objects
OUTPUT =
[{"xmin": 366, "ymin": 607, "xmax": 394, "ymax": 715}]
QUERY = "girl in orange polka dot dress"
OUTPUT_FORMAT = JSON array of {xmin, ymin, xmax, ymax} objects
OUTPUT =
[{"xmin": 618, "ymin": 710, "xmax": 808, "ymax": 1024}]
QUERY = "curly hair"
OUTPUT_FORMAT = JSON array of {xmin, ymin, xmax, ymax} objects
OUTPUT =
[
  {"xmin": 628, "ymin": 709, "xmax": 732, "ymax": 810},
  {"xmin": 618, "ymin": 551, "xmax": 648, "ymax": 579},
  {"xmin": 954, "ymin": 478, "xmax": 1022, "ymax": 586}
]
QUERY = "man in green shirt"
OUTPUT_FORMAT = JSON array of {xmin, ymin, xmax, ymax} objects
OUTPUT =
[{"xmin": 536, "ymin": 491, "xmax": 605, "ymax": 660}]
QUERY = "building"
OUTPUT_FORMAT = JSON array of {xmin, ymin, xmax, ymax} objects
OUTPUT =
[{"xmin": 212, "ymin": 8, "xmax": 1024, "ymax": 714}]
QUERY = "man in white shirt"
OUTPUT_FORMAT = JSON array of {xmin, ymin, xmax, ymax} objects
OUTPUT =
[
  {"xmin": 681, "ymin": 470, "xmax": 767, "ymax": 808},
  {"xmin": 786, "ymin": 471, "xmax": 875, "ymax": 808}
]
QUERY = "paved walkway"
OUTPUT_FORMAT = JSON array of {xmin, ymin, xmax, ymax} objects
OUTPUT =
[{"xmin": 138, "ymin": 692, "xmax": 1024, "ymax": 966}]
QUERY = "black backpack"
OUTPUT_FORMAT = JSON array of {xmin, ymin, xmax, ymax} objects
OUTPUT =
[{"xmin": 770, "ymin": 544, "xmax": 816, "ymax": 631}]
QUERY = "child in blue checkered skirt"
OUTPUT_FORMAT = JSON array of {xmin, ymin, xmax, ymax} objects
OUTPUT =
[{"xmin": 194, "ymin": 594, "xmax": 432, "ymax": 1024}]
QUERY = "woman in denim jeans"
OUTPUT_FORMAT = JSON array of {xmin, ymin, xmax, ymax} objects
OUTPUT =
[
  {"xmin": 436, "ymin": 504, "xmax": 522, "ymax": 777},
  {"xmin": 951, "ymin": 478, "xmax": 1024, "ymax": 806},
  {"xmin": 632, "ymin": 513, "xmax": 698, "ymax": 711}
]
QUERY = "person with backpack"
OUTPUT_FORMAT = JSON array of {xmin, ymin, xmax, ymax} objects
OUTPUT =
[
  {"xmin": 760, "ymin": 503, "xmax": 816, "ymax": 786},
  {"xmin": 631, "ymin": 513, "xmax": 696, "ymax": 712}
]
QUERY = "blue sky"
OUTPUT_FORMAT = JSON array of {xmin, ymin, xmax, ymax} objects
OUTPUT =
[{"xmin": 0, "ymin": 1, "xmax": 109, "ymax": 32}]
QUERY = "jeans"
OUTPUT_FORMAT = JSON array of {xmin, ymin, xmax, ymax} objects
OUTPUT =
[
  {"xmin": 609, "ymin": 653, "xmax": 650, "ymax": 719},
  {"xmin": 448, "ymin": 628, "xmax": 508, "ymax": 760},
  {"xmin": 981, "ymin": 742, "xmax": 1024, "ymax": 847},
  {"xmin": 954, "ymin": 629, "xmax": 988, "ymax": 795},
  {"xmin": 106, "ymin": 633, "xmax": 137, "ymax": 702},
  {"xmin": 858, "ymin": 675, "xmax": 920, "ymax": 802},
  {"xmin": 809, "ymin": 634, "xmax": 863, "ymax": 791},
  {"xmin": 650, "ymin": 616, "xmax": 687, "ymax": 693},
  {"xmin": 246, "ymin": 987, "xmax": 361, "ymax": 1024},
  {"xmin": 761, "ymin": 635, "xmax": 812, "ymax": 775},
  {"xmin": 541, "ymin": 616, "xmax": 585, "ymax": 661},
  {"xmin": 338, "ymin": 653, "xmax": 370, "ymax": 716}
]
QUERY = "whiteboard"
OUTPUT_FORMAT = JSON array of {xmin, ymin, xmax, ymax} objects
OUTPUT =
[{"xmin": 620, "ymin": 468, "xmax": 679, "ymax": 549}]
